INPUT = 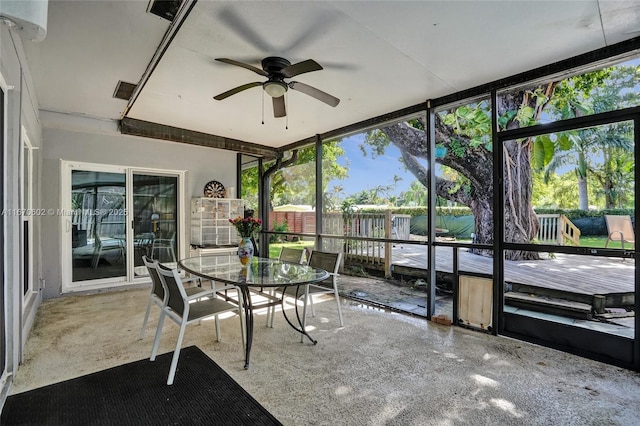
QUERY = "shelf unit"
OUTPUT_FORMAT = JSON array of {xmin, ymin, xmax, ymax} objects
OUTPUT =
[{"xmin": 190, "ymin": 198, "xmax": 244, "ymax": 247}]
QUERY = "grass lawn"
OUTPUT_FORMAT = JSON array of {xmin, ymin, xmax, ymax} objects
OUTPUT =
[
  {"xmin": 577, "ymin": 236, "xmax": 632, "ymax": 249},
  {"xmin": 268, "ymin": 240, "xmax": 315, "ymax": 259}
]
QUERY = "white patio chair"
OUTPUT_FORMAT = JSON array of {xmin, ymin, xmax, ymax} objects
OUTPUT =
[
  {"xmin": 150, "ymin": 264, "xmax": 246, "ymax": 385},
  {"xmin": 270, "ymin": 251, "xmax": 344, "ymax": 342},
  {"xmin": 266, "ymin": 247, "xmax": 306, "ymax": 326},
  {"xmin": 91, "ymin": 233, "xmax": 124, "ymax": 269},
  {"xmin": 605, "ymin": 215, "xmax": 635, "ymax": 250},
  {"xmin": 139, "ymin": 255, "xmax": 209, "ymax": 339},
  {"xmin": 150, "ymin": 231, "xmax": 176, "ymax": 263},
  {"xmin": 300, "ymin": 250, "xmax": 344, "ymax": 327},
  {"xmin": 278, "ymin": 246, "xmax": 306, "ymax": 264}
]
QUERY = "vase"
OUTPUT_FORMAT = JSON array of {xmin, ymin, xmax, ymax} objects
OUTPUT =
[{"xmin": 237, "ymin": 237, "xmax": 254, "ymax": 266}]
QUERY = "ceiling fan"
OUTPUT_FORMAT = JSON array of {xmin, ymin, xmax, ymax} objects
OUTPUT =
[{"xmin": 213, "ymin": 56, "xmax": 340, "ymax": 118}]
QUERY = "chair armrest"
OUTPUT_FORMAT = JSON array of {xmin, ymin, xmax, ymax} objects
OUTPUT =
[{"xmin": 185, "ymin": 289, "xmax": 217, "ymax": 301}]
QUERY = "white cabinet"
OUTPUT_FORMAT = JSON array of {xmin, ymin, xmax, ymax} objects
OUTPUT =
[{"xmin": 190, "ymin": 198, "xmax": 244, "ymax": 246}]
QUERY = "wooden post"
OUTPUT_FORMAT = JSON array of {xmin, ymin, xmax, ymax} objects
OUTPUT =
[
  {"xmin": 384, "ymin": 210, "xmax": 392, "ymax": 278},
  {"xmin": 593, "ymin": 295, "xmax": 606, "ymax": 314}
]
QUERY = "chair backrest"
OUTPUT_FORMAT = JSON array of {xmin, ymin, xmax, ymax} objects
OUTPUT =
[
  {"xmin": 307, "ymin": 251, "xmax": 342, "ymax": 282},
  {"xmin": 153, "ymin": 231, "xmax": 176, "ymax": 247},
  {"xmin": 278, "ymin": 247, "xmax": 305, "ymax": 264},
  {"xmin": 605, "ymin": 215, "xmax": 635, "ymax": 241},
  {"xmin": 142, "ymin": 255, "xmax": 165, "ymax": 301},
  {"xmin": 156, "ymin": 264, "xmax": 187, "ymax": 315}
]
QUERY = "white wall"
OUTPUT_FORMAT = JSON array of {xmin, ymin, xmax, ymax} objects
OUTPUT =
[
  {"xmin": 40, "ymin": 118, "xmax": 238, "ymax": 298},
  {"xmin": 0, "ymin": 23, "xmax": 44, "ymax": 406}
]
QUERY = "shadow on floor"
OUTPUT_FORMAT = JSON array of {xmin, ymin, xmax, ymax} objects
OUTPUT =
[{"xmin": 336, "ymin": 274, "xmax": 453, "ymax": 319}]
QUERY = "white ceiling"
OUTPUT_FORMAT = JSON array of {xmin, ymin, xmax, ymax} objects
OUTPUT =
[{"xmin": 24, "ymin": 0, "xmax": 640, "ymax": 149}]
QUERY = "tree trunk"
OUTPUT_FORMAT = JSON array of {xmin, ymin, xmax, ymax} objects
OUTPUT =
[
  {"xmin": 577, "ymin": 151, "xmax": 589, "ymax": 210},
  {"xmin": 380, "ymin": 84, "xmax": 555, "ymax": 261},
  {"xmin": 503, "ymin": 140, "xmax": 540, "ymax": 260},
  {"xmin": 578, "ymin": 175, "xmax": 589, "ymax": 210}
]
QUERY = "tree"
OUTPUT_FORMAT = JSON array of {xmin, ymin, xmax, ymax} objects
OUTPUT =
[
  {"xmin": 402, "ymin": 180, "xmax": 428, "ymax": 206},
  {"xmin": 534, "ymin": 66, "xmax": 637, "ymax": 209},
  {"xmin": 369, "ymin": 61, "xmax": 637, "ymax": 260},
  {"xmin": 241, "ymin": 141, "xmax": 348, "ymax": 212},
  {"xmin": 377, "ymin": 86, "xmax": 553, "ymax": 260}
]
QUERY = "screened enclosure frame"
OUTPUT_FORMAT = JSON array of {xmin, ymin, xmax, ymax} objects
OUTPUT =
[
  {"xmin": 494, "ymin": 105, "xmax": 639, "ymax": 370},
  {"xmin": 240, "ymin": 37, "xmax": 640, "ymax": 371}
]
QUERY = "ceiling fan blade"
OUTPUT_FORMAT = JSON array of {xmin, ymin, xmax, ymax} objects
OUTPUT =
[
  {"xmin": 213, "ymin": 82, "xmax": 262, "ymax": 100},
  {"xmin": 218, "ymin": 7, "xmax": 276, "ymax": 53},
  {"xmin": 215, "ymin": 58, "xmax": 268, "ymax": 77},
  {"xmin": 273, "ymin": 96, "xmax": 286, "ymax": 118},
  {"xmin": 282, "ymin": 11, "xmax": 340, "ymax": 54},
  {"xmin": 288, "ymin": 81, "xmax": 340, "ymax": 107},
  {"xmin": 281, "ymin": 60, "xmax": 323, "ymax": 78}
]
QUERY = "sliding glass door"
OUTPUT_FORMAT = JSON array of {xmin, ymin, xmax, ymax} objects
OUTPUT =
[
  {"xmin": 62, "ymin": 162, "xmax": 183, "ymax": 291},
  {"xmin": 132, "ymin": 173, "xmax": 178, "ymax": 278},
  {"xmin": 70, "ymin": 169, "xmax": 127, "ymax": 282}
]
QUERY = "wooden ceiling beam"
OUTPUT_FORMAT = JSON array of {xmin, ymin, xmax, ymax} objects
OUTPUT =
[{"xmin": 120, "ymin": 117, "xmax": 279, "ymax": 159}]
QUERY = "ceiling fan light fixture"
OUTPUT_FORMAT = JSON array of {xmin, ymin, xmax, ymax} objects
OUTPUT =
[{"xmin": 263, "ymin": 81, "xmax": 287, "ymax": 98}]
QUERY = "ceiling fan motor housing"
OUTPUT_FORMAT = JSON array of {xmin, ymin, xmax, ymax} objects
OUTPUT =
[
  {"xmin": 261, "ymin": 57, "xmax": 291, "ymax": 77},
  {"xmin": 262, "ymin": 57, "xmax": 290, "ymax": 97}
]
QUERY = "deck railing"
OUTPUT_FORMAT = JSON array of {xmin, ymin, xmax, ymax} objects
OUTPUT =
[
  {"xmin": 322, "ymin": 212, "xmax": 580, "ymax": 275},
  {"xmin": 536, "ymin": 214, "xmax": 581, "ymax": 246},
  {"xmin": 322, "ymin": 211, "xmax": 411, "ymax": 274}
]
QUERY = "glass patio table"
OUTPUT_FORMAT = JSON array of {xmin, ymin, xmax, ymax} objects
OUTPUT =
[{"xmin": 179, "ymin": 254, "xmax": 329, "ymax": 369}]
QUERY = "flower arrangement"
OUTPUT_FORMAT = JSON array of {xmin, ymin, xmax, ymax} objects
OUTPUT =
[{"xmin": 229, "ymin": 216, "xmax": 263, "ymax": 238}]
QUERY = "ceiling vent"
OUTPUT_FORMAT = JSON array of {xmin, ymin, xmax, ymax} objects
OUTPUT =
[
  {"xmin": 113, "ymin": 81, "xmax": 137, "ymax": 101},
  {"xmin": 147, "ymin": 0, "xmax": 182, "ymax": 22}
]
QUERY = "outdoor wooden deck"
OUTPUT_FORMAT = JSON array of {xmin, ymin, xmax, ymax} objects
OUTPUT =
[{"xmin": 390, "ymin": 244, "xmax": 635, "ymax": 296}]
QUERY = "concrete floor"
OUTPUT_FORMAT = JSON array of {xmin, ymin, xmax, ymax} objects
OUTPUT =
[
  {"xmin": 336, "ymin": 274, "xmax": 453, "ymax": 318},
  {"xmin": 9, "ymin": 285, "xmax": 640, "ymax": 425}
]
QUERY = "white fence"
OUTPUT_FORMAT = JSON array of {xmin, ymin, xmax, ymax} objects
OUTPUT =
[
  {"xmin": 536, "ymin": 214, "xmax": 581, "ymax": 246},
  {"xmin": 322, "ymin": 211, "xmax": 411, "ymax": 271}
]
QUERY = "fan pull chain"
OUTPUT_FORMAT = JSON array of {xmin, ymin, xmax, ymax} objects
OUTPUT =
[
  {"xmin": 261, "ymin": 90, "xmax": 265, "ymax": 125},
  {"xmin": 285, "ymin": 91, "xmax": 288, "ymax": 130}
]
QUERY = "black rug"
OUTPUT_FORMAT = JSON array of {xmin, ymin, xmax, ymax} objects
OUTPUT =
[{"xmin": 1, "ymin": 346, "xmax": 282, "ymax": 425}]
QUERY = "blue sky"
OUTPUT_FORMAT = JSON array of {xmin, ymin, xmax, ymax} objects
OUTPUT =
[
  {"xmin": 326, "ymin": 57, "xmax": 639, "ymax": 198},
  {"xmin": 327, "ymin": 133, "xmax": 417, "ymax": 197}
]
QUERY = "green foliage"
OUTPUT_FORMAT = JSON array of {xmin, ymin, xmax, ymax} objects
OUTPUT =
[
  {"xmin": 532, "ymin": 135, "xmax": 554, "ymax": 170},
  {"xmin": 442, "ymin": 103, "xmax": 491, "ymax": 136},
  {"xmin": 533, "ymin": 169, "xmax": 614, "ymax": 209},
  {"xmin": 515, "ymin": 105, "xmax": 535, "ymax": 126},
  {"xmin": 401, "ymin": 180, "xmax": 428, "ymax": 206},
  {"xmin": 363, "ymin": 130, "xmax": 391, "ymax": 158},
  {"xmin": 240, "ymin": 167, "xmax": 259, "ymax": 210},
  {"xmin": 449, "ymin": 138, "xmax": 467, "ymax": 157},
  {"xmin": 250, "ymin": 141, "xmax": 348, "ymax": 209},
  {"xmin": 269, "ymin": 219, "xmax": 289, "ymax": 243},
  {"xmin": 361, "ymin": 206, "xmax": 474, "ymax": 217},
  {"xmin": 441, "ymin": 102, "xmax": 492, "ymax": 152},
  {"xmin": 271, "ymin": 219, "xmax": 288, "ymax": 232},
  {"xmin": 498, "ymin": 110, "xmax": 517, "ymax": 129},
  {"xmin": 340, "ymin": 199, "xmax": 356, "ymax": 215},
  {"xmin": 533, "ymin": 207, "xmax": 635, "ymax": 220}
]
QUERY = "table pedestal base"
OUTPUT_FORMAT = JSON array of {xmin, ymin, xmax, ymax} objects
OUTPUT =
[{"xmin": 238, "ymin": 285, "xmax": 316, "ymax": 369}]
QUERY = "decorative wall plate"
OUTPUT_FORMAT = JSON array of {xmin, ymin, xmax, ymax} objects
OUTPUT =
[{"xmin": 204, "ymin": 180, "xmax": 226, "ymax": 198}]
